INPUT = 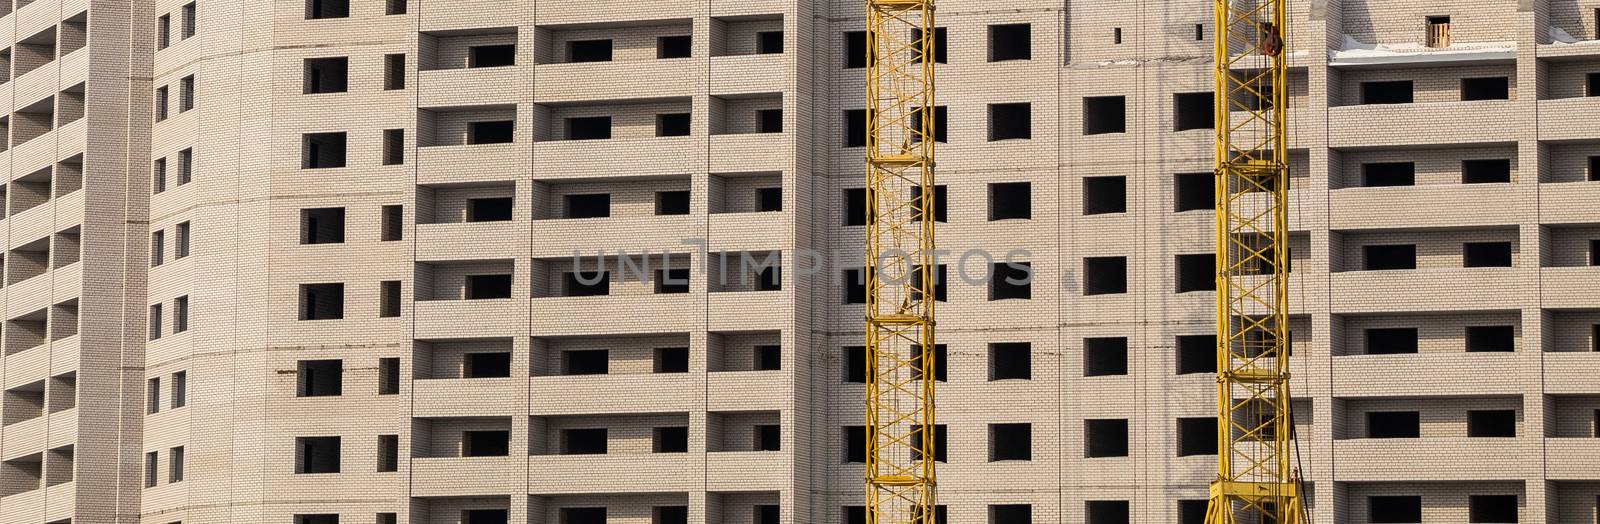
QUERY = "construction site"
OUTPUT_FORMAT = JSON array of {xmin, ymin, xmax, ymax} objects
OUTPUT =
[{"xmin": 0, "ymin": 0, "xmax": 1596, "ymax": 523}]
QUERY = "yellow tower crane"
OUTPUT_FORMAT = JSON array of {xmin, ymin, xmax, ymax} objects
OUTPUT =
[
  {"xmin": 863, "ymin": 1, "xmax": 937, "ymax": 523},
  {"xmin": 1207, "ymin": 0, "xmax": 1307, "ymax": 523}
]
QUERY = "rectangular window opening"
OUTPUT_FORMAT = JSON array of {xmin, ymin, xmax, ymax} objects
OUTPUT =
[
  {"xmin": 1083, "ymin": 337, "xmax": 1129, "ymax": 377},
  {"xmin": 1084, "ymin": 96, "xmax": 1128, "ymax": 135},
  {"xmin": 1083, "ymin": 257, "xmax": 1129, "ymax": 295},
  {"xmin": 989, "ymin": 342, "xmax": 1031, "ymax": 380}
]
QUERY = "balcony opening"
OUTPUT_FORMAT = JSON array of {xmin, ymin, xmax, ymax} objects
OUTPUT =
[
  {"xmin": 656, "ymin": 507, "xmax": 688, "ymax": 524},
  {"xmin": 1177, "ymin": 417, "xmax": 1218, "ymax": 456},
  {"xmin": 989, "ymin": 342, "xmax": 1031, "ymax": 380},
  {"xmin": 1465, "ymin": 325, "xmax": 1515, "ymax": 352},
  {"xmin": 469, "ymin": 44, "xmax": 516, "ymax": 68},
  {"xmin": 1365, "ymin": 327, "xmax": 1419, "ymax": 354},
  {"xmin": 656, "ymin": 190, "xmax": 691, "ymax": 216},
  {"xmin": 295, "ymin": 436, "xmax": 341, "ymax": 473},
  {"xmin": 1174, "ymin": 92, "xmax": 1214, "ymax": 131},
  {"xmin": 1468, "ymin": 495, "xmax": 1517, "ymax": 523},
  {"xmin": 1363, "ymin": 244, "xmax": 1417, "ymax": 270},
  {"xmin": 989, "ymin": 182, "xmax": 1032, "ymax": 220},
  {"xmin": 1462, "ymin": 159, "xmax": 1511, "ymax": 184},
  {"xmin": 989, "ymin": 262, "xmax": 1032, "ymax": 300},
  {"xmin": 382, "ymin": 205, "xmax": 404, "ymax": 241},
  {"xmin": 563, "ymin": 271, "xmax": 609, "ymax": 296},
  {"xmin": 1361, "ymin": 81, "xmax": 1414, "ymax": 105},
  {"xmin": 305, "ymin": 0, "xmax": 348, "ymax": 20},
  {"xmin": 755, "ymin": 345, "xmax": 782, "ymax": 371},
  {"xmin": 988, "ymin": 24, "xmax": 1031, "ymax": 61},
  {"xmin": 565, "ymin": 116, "xmax": 612, "ymax": 140},
  {"xmin": 303, "ymin": 57, "xmax": 348, "ymax": 94},
  {"xmin": 1086, "ymin": 501, "xmax": 1130, "ymax": 524},
  {"xmin": 988, "ymin": 103, "xmax": 1032, "ymax": 140},
  {"xmin": 1177, "ymin": 335, "xmax": 1217, "ymax": 374},
  {"xmin": 468, "ymin": 121, "xmax": 515, "ymax": 145},
  {"xmin": 561, "ymin": 508, "xmax": 605, "ymax": 524},
  {"xmin": 299, "ymin": 283, "xmax": 344, "ymax": 320},
  {"xmin": 463, "ymin": 430, "xmax": 510, "ymax": 456},
  {"xmin": 1369, "ymin": 496, "xmax": 1422, "ymax": 523},
  {"xmin": 658, "ymin": 35, "xmax": 691, "ymax": 59},
  {"xmin": 1083, "ymin": 337, "xmax": 1128, "ymax": 377},
  {"xmin": 844, "ymin": 109, "xmax": 868, "ymax": 147},
  {"xmin": 1425, "ymin": 16, "xmax": 1451, "ymax": 48},
  {"xmin": 567, "ymin": 40, "xmax": 612, "ymax": 63},
  {"xmin": 1175, "ymin": 254, "xmax": 1216, "ymax": 293},
  {"xmin": 654, "ymin": 347, "xmax": 689, "ymax": 373},
  {"xmin": 909, "ymin": 344, "xmax": 945, "ymax": 381},
  {"xmin": 300, "ymin": 207, "xmax": 346, "ymax": 244},
  {"xmin": 561, "ymin": 428, "xmax": 607, "ymax": 455},
  {"xmin": 379, "ymin": 358, "xmax": 400, "ymax": 394},
  {"xmin": 1084, "ymin": 96, "xmax": 1128, "ymax": 135},
  {"xmin": 297, "ymin": 360, "xmax": 343, "ymax": 397},
  {"xmin": 988, "ymin": 423, "xmax": 1032, "ymax": 461},
  {"xmin": 1366, "ymin": 411, "xmax": 1420, "ymax": 438},
  {"xmin": 844, "ymin": 31, "xmax": 867, "ymax": 69},
  {"xmin": 1463, "ymin": 241, "xmax": 1512, "ymax": 267},
  {"xmin": 657, "ymin": 113, "xmax": 691, "ymax": 137},
  {"xmin": 467, "ymin": 197, "xmax": 514, "ymax": 222},
  {"xmin": 1467, "ymin": 410, "xmax": 1516, "ymax": 437},
  {"xmin": 564, "ymin": 193, "xmax": 611, "ymax": 218},
  {"xmin": 3, "ymin": 382, "xmax": 43, "ymax": 425},
  {"xmin": 385, "ymin": 54, "xmax": 406, "ymax": 90},
  {"xmin": 1362, "ymin": 162, "xmax": 1415, "ymax": 187},
  {"xmin": 757, "ymin": 31, "xmax": 784, "ymax": 54},
  {"xmin": 755, "ymin": 424, "xmax": 781, "ymax": 451},
  {"xmin": 990, "ymin": 505, "xmax": 1032, "ymax": 523},
  {"xmin": 910, "ymin": 424, "xmax": 947, "ymax": 462},
  {"xmin": 1461, "ymin": 77, "xmax": 1509, "ymax": 101},
  {"xmin": 1083, "ymin": 176, "xmax": 1127, "ymax": 215},
  {"xmin": 911, "ymin": 106, "xmax": 948, "ymax": 143},
  {"xmin": 655, "ymin": 268, "xmax": 690, "ymax": 294},
  {"xmin": 1179, "ymin": 500, "xmax": 1208, "ymax": 524},
  {"xmin": 1084, "ymin": 257, "xmax": 1129, "ymax": 295},
  {"xmin": 757, "ymin": 109, "xmax": 783, "ymax": 133},
  {"xmin": 653, "ymin": 426, "xmax": 688, "ymax": 453},
  {"xmin": 1085, "ymin": 419, "xmax": 1130, "ymax": 458},
  {"xmin": 464, "ymin": 352, "xmax": 512, "ymax": 378},
  {"xmin": 302, "ymin": 132, "xmax": 347, "ymax": 169}
]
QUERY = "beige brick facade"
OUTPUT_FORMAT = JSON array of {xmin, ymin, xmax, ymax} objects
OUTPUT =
[{"xmin": 0, "ymin": 0, "xmax": 1595, "ymax": 523}]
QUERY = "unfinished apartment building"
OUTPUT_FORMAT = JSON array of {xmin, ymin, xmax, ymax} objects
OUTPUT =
[{"xmin": 0, "ymin": 0, "xmax": 1594, "ymax": 523}]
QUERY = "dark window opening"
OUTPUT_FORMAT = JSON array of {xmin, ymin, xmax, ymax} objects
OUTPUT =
[
  {"xmin": 910, "ymin": 424, "xmax": 947, "ymax": 462},
  {"xmin": 843, "ymin": 269, "xmax": 866, "ymax": 304},
  {"xmin": 653, "ymin": 426, "xmax": 688, "ymax": 453},
  {"xmin": 1366, "ymin": 411, "xmax": 1421, "ymax": 438},
  {"xmin": 1468, "ymin": 410, "xmax": 1517, "ymax": 437},
  {"xmin": 1589, "ymin": 156, "xmax": 1600, "ymax": 181},
  {"xmin": 379, "ymin": 358, "xmax": 400, "ymax": 395},
  {"xmin": 468, "ymin": 121, "xmax": 514, "ymax": 144},
  {"xmin": 562, "ymin": 350, "xmax": 608, "ymax": 375},
  {"xmin": 306, "ymin": 0, "xmax": 348, "ymax": 19},
  {"xmin": 295, "ymin": 436, "xmax": 340, "ymax": 474},
  {"xmin": 1084, "ymin": 96, "xmax": 1128, "ymax": 135},
  {"xmin": 1362, "ymin": 162, "xmax": 1415, "ymax": 187},
  {"xmin": 384, "ymin": 54, "xmax": 406, "ymax": 90},
  {"xmin": 656, "ymin": 191, "xmax": 691, "ymax": 216},
  {"xmin": 989, "ymin": 182, "xmax": 1032, "ymax": 220},
  {"xmin": 990, "ymin": 505, "xmax": 1032, "ymax": 524},
  {"xmin": 463, "ymin": 430, "xmax": 510, "ymax": 456},
  {"xmin": 756, "ymin": 31, "xmax": 784, "ymax": 54},
  {"xmin": 989, "ymin": 342, "xmax": 1031, "ymax": 380},
  {"xmin": 657, "ymin": 113, "xmax": 691, "ymax": 137},
  {"xmin": 844, "ymin": 31, "xmax": 867, "ymax": 69},
  {"xmin": 378, "ymin": 434, "xmax": 398, "ymax": 472},
  {"xmin": 386, "ymin": 0, "xmax": 407, "ymax": 15},
  {"xmin": 381, "ymin": 205, "xmax": 404, "ymax": 241},
  {"xmin": 1113, "ymin": 27, "xmax": 1124, "ymax": 44},
  {"xmin": 910, "ymin": 344, "xmax": 946, "ymax": 381},
  {"xmin": 1174, "ymin": 92, "xmax": 1214, "ymax": 131},
  {"xmin": 655, "ymin": 507, "xmax": 689, "ymax": 524},
  {"xmin": 844, "ymin": 346, "xmax": 867, "ymax": 383},
  {"xmin": 561, "ymin": 508, "xmax": 604, "ymax": 524},
  {"xmin": 912, "ymin": 27, "xmax": 948, "ymax": 63},
  {"xmin": 303, "ymin": 132, "xmax": 347, "ymax": 169},
  {"xmin": 1369, "ymin": 496, "xmax": 1422, "ymax": 523},
  {"xmin": 1462, "ymin": 77, "xmax": 1510, "ymax": 101},
  {"xmin": 991, "ymin": 262, "xmax": 1032, "ymax": 300},
  {"xmin": 1592, "ymin": 239, "xmax": 1600, "ymax": 265},
  {"xmin": 464, "ymin": 352, "xmax": 511, "ymax": 378},
  {"xmin": 1361, "ymin": 81, "xmax": 1414, "ymax": 104},
  {"xmin": 1363, "ymin": 244, "xmax": 1417, "ymax": 270},
  {"xmin": 910, "ymin": 264, "xmax": 947, "ymax": 302},
  {"xmin": 469, "ymin": 44, "xmax": 516, "ymax": 68},
  {"xmin": 1469, "ymin": 495, "xmax": 1518, "ymax": 523},
  {"xmin": 561, "ymin": 428, "xmax": 607, "ymax": 455},
  {"xmin": 911, "ymin": 106, "xmax": 948, "ymax": 143},
  {"xmin": 1176, "ymin": 254, "xmax": 1216, "ymax": 293},
  {"xmin": 757, "ymin": 266, "xmax": 782, "ymax": 291},
  {"xmin": 383, "ymin": 128, "xmax": 405, "ymax": 165},
  {"xmin": 844, "ymin": 188, "xmax": 868, "ymax": 226},
  {"xmin": 299, "ymin": 283, "xmax": 344, "ymax": 320},
  {"xmin": 1463, "ymin": 241, "xmax": 1513, "ymax": 267},
  {"xmin": 654, "ymin": 347, "xmax": 689, "ymax": 373},
  {"xmin": 1086, "ymin": 501, "xmax": 1130, "ymax": 524},
  {"xmin": 1178, "ymin": 500, "xmax": 1208, "ymax": 524},
  {"xmin": 1195, "ymin": 23, "xmax": 1206, "ymax": 40},
  {"xmin": 1366, "ymin": 327, "xmax": 1420, "ymax": 355},
  {"xmin": 755, "ymin": 424, "xmax": 781, "ymax": 451},
  {"xmin": 988, "ymin": 24, "xmax": 1031, "ymax": 61},
  {"xmin": 380, "ymin": 280, "xmax": 401, "ymax": 318},
  {"xmin": 755, "ymin": 505, "xmax": 779, "ymax": 524},
  {"xmin": 988, "ymin": 103, "xmax": 1031, "ymax": 141},
  {"xmin": 1083, "ymin": 337, "xmax": 1129, "ymax": 377},
  {"xmin": 1083, "ymin": 176, "xmax": 1127, "ymax": 215},
  {"xmin": 1084, "ymin": 257, "xmax": 1129, "ymax": 295},
  {"xmin": 564, "ymin": 193, "xmax": 611, "ymax": 219},
  {"xmin": 757, "ymin": 109, "xmax": 783, "ymax": 133},
  {"xmin": 1178, "ymin": 417, "xmax": 1218, "ymax": 456},
  {"xmin": 565, "ymin": 116, "xmax": 612, "ymax": 140},
  {"xmin": 845, "ymin": 109, "xmax": 868, "ymax": 147},
  {"xmin": 844, "ymin": 425, "xmax": 866, "ymax": 462},
  {"xmin": 468, "ymin": 197, "xmax": 514, "ymax": 222},
  {"xmin": 756, "ymin": 345, "xmax": 782, "ymax": 371},
  {"xmin": 301, "ymin": 207, "xmax": 346, "ymax": 244},
  {"xmin": 303, "ymin": 57, "xmax": 348, "ymax": 94},
  {"xmin": 757, "ymin": 187, "xmax": 783, "ymax": 212},
  {"xmin": 1463, "ymin": 159, "xmax": 1511, "ymax": 184},
  {"xmin": 989, "ymin": 423, "xmax": 1032, "ymax": 461},
  {"xmin": 466, "ymin": 274, "xmax": 513, "ymax": 300},
  {"xmin": 297, "ymin": 360, "xmax": 342, "ymax": 397},
  {"xmin": 1085, "ymin": 419, "xmax": 1130, "ymax": 458},
  {"xmin": 465, "ymin": 509, "xmax": 507, "ymax": 524},
  {"xmin": 658, "ymin": 35, "xmax": 691, "ymax": 59}
]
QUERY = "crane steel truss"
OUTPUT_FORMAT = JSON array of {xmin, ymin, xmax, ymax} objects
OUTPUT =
[
  {"xmin": 864, "ymin": 1, "xmax": 937, "ymax": 523},
  {"xmin": 1206, "ymin": 0, "xmax": 1305, "ymax": 523}
]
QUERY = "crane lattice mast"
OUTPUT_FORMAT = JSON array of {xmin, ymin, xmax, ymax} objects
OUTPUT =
[{"xmin": 864, "ymin": 1, "xmax": 938, "ymax": 523}]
